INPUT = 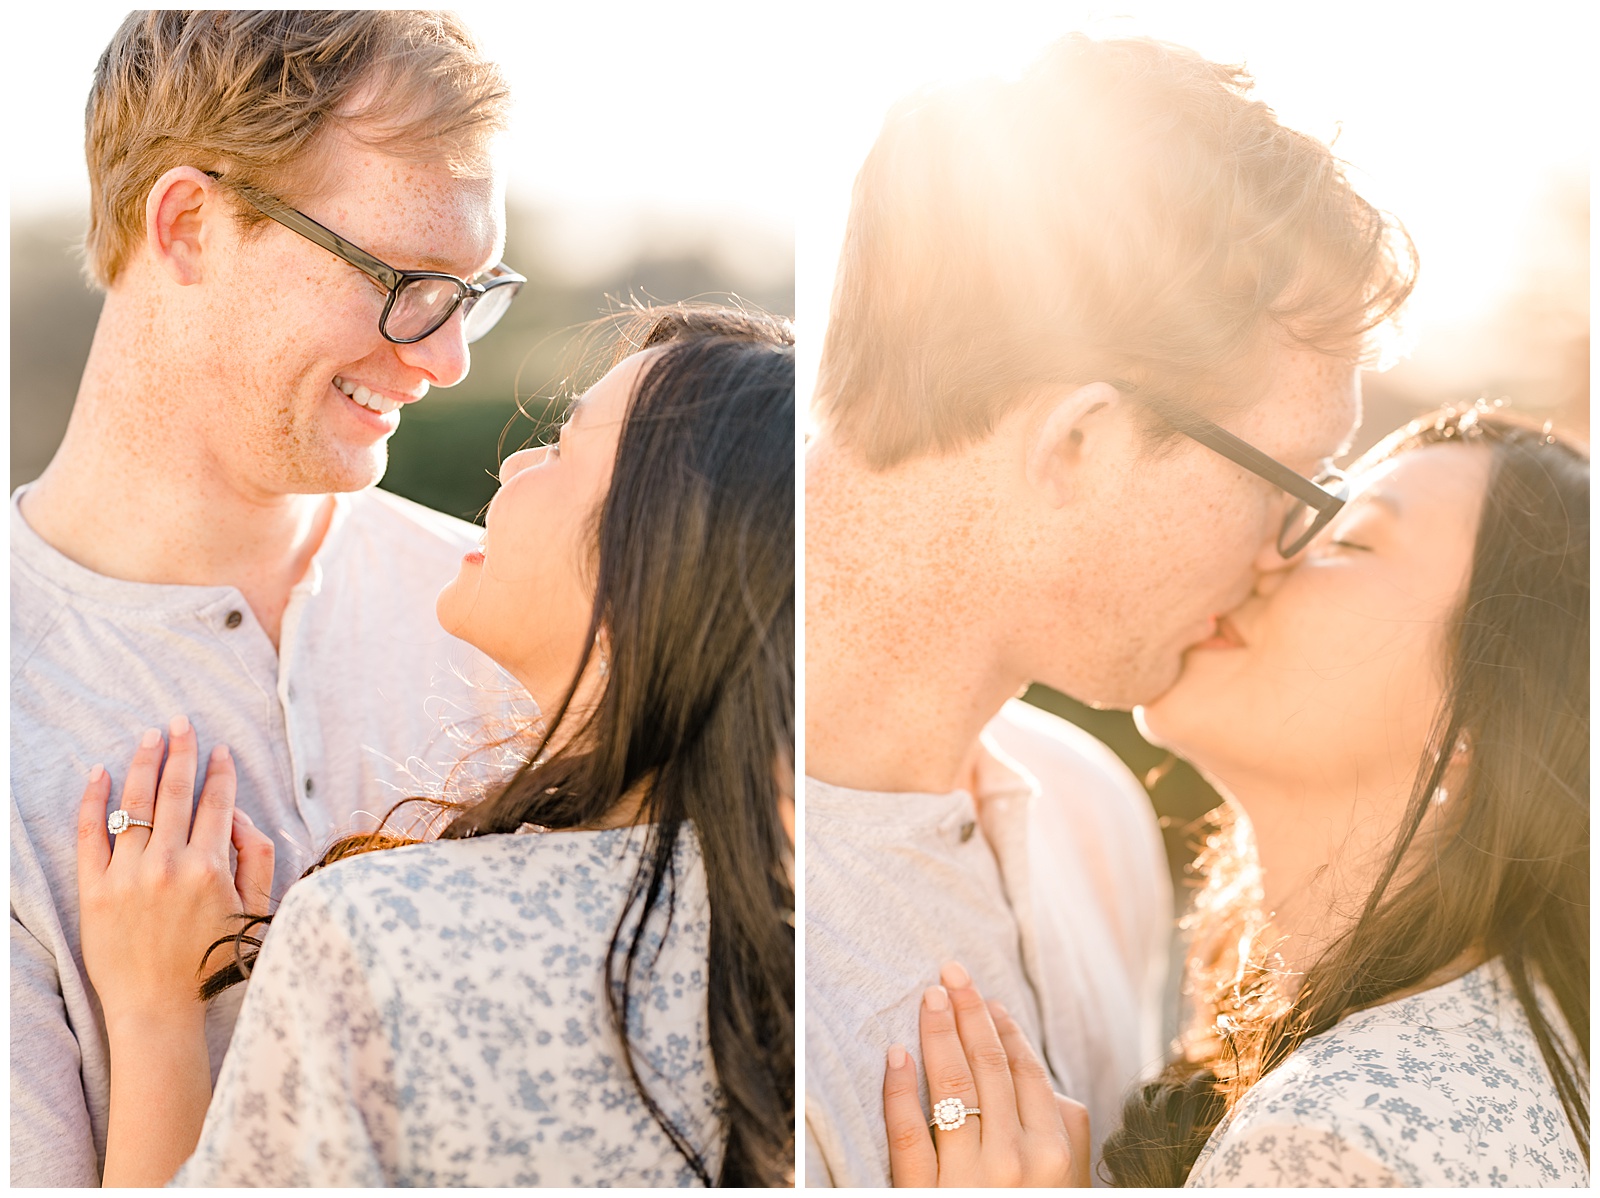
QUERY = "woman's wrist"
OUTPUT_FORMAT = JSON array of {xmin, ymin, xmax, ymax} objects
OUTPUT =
[{"xmin": 103, "ymin": 997, "xmax": 208, "ymax": 1047}]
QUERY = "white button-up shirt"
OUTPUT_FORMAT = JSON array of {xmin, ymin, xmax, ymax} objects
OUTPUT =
[{"xmin": 10, "ymin": 485, "xmax": 520, "ymax": 1187}]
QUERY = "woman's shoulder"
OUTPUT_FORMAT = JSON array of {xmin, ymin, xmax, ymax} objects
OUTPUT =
[
  {"xmin": 1187, "ymin": 962, "xmax": 1589, "ymax": 1188},
  {"xmin": 277, "ymin": 824, "xmax": 706, "ymax": 957}
]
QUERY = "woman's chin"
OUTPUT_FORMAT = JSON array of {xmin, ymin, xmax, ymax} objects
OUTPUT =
[{"xmin": 1134, "ymin": 680, "xmax": 1217, "ymax": 768}]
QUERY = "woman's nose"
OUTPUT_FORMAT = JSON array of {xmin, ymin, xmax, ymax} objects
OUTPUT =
[
  {"xmin": 1251, "ymin": 525, "xmax": 1298, "ymax": 595},
  {"xmin": 1254, "ymin": 565, "xmax": 1291, "ymax": 597},
  {"xmin": 498, "ymin": 446, "xmax": 547, "ymax": 484}
]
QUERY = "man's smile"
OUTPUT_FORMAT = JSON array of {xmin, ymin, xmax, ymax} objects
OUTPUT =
[{"xmin": 332, "ymin": 374, "xmax": 426, "ymax": 416}]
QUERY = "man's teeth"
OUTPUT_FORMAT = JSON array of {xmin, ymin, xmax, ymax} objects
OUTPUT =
[{"xmin": 334, "ymin": 375, "xmax": 401, "ymax": 415}]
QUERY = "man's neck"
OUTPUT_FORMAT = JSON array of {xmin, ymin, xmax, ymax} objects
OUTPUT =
[
  {"xmin": 21, "ymin": 306, "xmax": 337, "ymax": 649},
  {"xmin": 805, "ymin": 439, "xmax": 1025, "ymax": 795}
]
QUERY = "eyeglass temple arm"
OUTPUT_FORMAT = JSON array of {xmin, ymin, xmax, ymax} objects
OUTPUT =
[
  {"xmin": 204, "ymin": 171, "xmax": 402, "ymax": 291},
  {"xmin": 1146, "ymin": 401, "xmax": 1339, "ymax": 511}
]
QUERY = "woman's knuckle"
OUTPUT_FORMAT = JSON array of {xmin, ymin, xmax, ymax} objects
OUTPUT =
[
  {"xmin": 887, "ymin": 1123, "xmax": 927, "ymax": 1155},
  {"xmin": 883, "ymin": 1073, "xmax": 917, "ymax": 1103},
  {"xmin": 969, "ymin": 1043, "xmax": 1011, "ymax": 1074},
  {"xmin": 1026, "ymin": 1139, "xmax": 1073, "ymax": 1182},
  {"xmin": 1011, "ymin": 1053, "xmax": 1049, "ymax": 1082},
  {"xmin": 928, "ymin": 1064, "xmax": 973, "ymax": 1094}
]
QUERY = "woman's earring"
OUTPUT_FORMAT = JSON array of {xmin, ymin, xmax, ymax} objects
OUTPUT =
[
  {"xmin": 595, "ymin": 637, "xmax": 609, "ymax": 677},
  {"xmin": 1434, "ymin": 734, "xmax": 1469, "ymax": 804}
]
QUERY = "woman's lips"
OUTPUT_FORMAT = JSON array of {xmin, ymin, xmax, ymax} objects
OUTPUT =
[{"xmin": 1192, "ymin": 613, "xmax": 1248, "ymax": 651}]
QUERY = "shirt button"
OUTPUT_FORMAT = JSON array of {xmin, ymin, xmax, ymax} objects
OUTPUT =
[
  {"xmin": 304, "ymin": 777, "xmax": 315, "ymax": 796},
  {"xmin": 958, "ymin": 820, "xmax": 976, "ymax": 843},
  {"xmin": 224, "ymin": 610, "xmax": 243, "ymax": 629},
  {"xmin": 286, "ymin": 685, "xmax": 296, "ymax": 703}
]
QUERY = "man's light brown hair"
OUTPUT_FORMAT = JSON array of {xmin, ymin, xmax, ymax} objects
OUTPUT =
[
  {"xmin": 815, "ymin": 35, "xmax": 1418, "ymax": 468},
  {"xmin": 84, "ymin": 10, "xmax": 512, "ymax": 289}
]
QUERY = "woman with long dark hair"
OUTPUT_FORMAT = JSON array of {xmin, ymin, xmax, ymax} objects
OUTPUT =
[
  {"xmin": 880, "ymin": 405, "xmax": 1588, "ymax": 1186},
  {"xmin": 74, "ymin": 306, "xmax": 795, "ymax": 1186}
]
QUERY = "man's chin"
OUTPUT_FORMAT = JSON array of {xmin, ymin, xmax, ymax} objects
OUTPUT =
[
  {"xmin": 1028, "ymin": 662, "xmax": 1180, "ymax": 715},
  {"xmin": 282, "ymin": 447, "xmax": 388, "ymax": 495}
]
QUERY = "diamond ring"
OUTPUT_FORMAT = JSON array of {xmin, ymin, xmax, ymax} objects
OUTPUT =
[
  {"xmin": 928, "ymin": 1096, "xmax": 981, "ymax": 1131},
  {"xmin": 107, "ymin": 810, "xmax": 154, "ymax": 835}
]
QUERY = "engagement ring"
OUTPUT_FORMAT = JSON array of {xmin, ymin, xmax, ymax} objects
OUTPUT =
[
  {"xmin": 929, "ymin": 1097, "xmax": 980, "ymax": 1131},
  {"xmin": 107, "ymin": 810, "xmax": 154, "ymax": 835}
]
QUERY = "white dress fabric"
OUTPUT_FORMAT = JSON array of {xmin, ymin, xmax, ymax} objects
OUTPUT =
[
  {"xmin": 171, "ymin": 824, "xmax": 723, "ymax": 1187},
  {"xmin": 1187, "ymin": 959, "xmax": 1588, "ymax": 1187}
]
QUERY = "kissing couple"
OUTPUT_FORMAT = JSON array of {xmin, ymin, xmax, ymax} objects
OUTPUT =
[{"xmin": 804, "ymin": 34, "xmax": 1587, "ymax": 1188}]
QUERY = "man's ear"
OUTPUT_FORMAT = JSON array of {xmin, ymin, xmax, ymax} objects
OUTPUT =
[
  {"xmin": 144, "ymin": 167, "xmax": 223, "ymax": 286},
  {"xmin": 1024, "ymin": 381, "xmax": 1123, "ymax": 507}
]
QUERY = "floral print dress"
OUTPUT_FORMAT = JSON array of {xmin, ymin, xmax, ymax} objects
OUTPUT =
[
  {"xmin": 1187, "ymin": 959, "xmax": 1587, "ymax": 1187},
  {"xmin": 171, "ymin": 824, "xmax": 722, "ymax": 1187}
]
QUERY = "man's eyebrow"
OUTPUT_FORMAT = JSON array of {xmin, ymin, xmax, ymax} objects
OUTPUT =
[{"xmin": 407, "ymin": 255, "xmax": 498, "ymax": 278}]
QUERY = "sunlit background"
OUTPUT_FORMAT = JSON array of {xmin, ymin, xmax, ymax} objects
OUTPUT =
[
  {"xmin": 796, "ymin": 0, "xmax": 1589, "ymax": 448},
  {"xmin": 10, "ymin": 3, "xmax": 794, "ymax": 516},
  {"xmin": 793, "ymin": 0, "xmax": 1590, "ymax": 939}
]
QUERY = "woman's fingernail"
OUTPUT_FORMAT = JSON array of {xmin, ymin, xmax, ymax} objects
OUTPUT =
[
  {"xmin": 991, "ymin": 999, "xmax": 1009, "ymax": 1019},
  {"xmin": 170, "ymin": 714, "xmax": 190, "ymax": 737},
  {"xmin": 213, "ymin": 744, "xmax": 231, "ymax": 763},
  {"xmin": 88, "ymin": 764, "xmax": 105, "ymax": 783},
  {"xmin": 140, "ymin": 727, "xmax": 162, "ymax": 748},
  {"xmin": 887, "ymin": 1043, "xmax": 909, "ymax": 1069},
  {"xmin": 941, "ymin": 960, "xmax": 972, "ymax": 989},
  {"xmin": 924, "ymin": 985, "xmax": 950, "ymax": 1012}
]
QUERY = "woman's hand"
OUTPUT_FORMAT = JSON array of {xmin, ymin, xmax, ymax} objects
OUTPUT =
[
  {"xmin": 76, "ymin": 715, "xmax": 275, "ymax": 1032},
  {"xmin": 76, "ymin": 715, "xmax": 276, "ymax": 1186},
  {"xmin": 883, "ymin": 961, "xmax": 1090, "ymax": 1187}
]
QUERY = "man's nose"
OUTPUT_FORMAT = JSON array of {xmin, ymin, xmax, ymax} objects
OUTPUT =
[{"xmin": 394, "ymin": 307, "xmax": 472, "ymax": 388}]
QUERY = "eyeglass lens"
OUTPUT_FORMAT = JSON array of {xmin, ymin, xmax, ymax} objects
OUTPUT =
[
  {"xmin": 1278, "ymin": 502, "xmax": 1324, "ymax": 556},
  {"xmin": 1276, "ymin": 472, "xmax": 1348, "ymax": 557},
  {"xmin": 385, "ymin": 278, "xmax": 463, "ymax": 341},
  {"xmin": 383, "ymin": 277, "xmax": 521, "ymax": 344},
  {"xmin": 462, "ymin": 284, "xmax": 518, "ymax": 343}
]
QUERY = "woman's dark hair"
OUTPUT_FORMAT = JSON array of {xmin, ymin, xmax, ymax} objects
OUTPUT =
[
  {"xmin": 1104, "ymin": 404, "xmax": 1589, "ymax": 1185},
  {"xmin": 203, "ymin": 303, "xmax": 796, "ymax": 1186}
]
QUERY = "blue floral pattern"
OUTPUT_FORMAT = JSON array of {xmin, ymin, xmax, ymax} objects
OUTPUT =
[
  {"xmin": 1187, "ymin": 960, "xmax": 1587, "ymax": 1187},
  {"xmin": 171, "ymin": 825, "xmax": 722, "ymax": 1187}
]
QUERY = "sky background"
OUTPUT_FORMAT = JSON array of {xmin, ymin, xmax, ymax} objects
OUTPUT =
[
  {"xmin": 8, "ymin": 3, "xmax": 795, "ymax": 284},
  {"xmin": 792, "ymin": 0, "xmax": 1591, "ymax": 416},
  {"xmin": 6, "ymin": 2, "xmax": 1589, "ymax": 419}
]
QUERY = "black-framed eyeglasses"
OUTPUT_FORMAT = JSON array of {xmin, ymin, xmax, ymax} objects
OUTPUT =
[
  {"xmin": 1115, "ymin": 382, "xmax": 1349, "ymax": 558},
  {"xmin": 205, "ymin": 171, "xmax": 524, "ymax": 345}
]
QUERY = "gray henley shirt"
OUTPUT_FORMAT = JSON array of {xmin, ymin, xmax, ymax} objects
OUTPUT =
[{"xmin": 10, "ymin": 484, "xmax": 518, "ymax": 1187}]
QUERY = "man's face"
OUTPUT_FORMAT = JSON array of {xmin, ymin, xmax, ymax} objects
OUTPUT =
[
  {"xmin": 1021, "ymin": 344, "xmax": 1361, "ymax": 709},
  {"xmin": 186, "ymin": 140, "xmax": 505, "ymax": 497}
]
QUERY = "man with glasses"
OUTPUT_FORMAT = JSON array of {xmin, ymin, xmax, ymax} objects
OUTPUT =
[
  {"xmin": 804, "ymin": 35, "xmax": 1414, "ymax": 1186},
  {"xmin": 11, "ymin": 12, "xmax": 522, "ymax": 1185}
]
